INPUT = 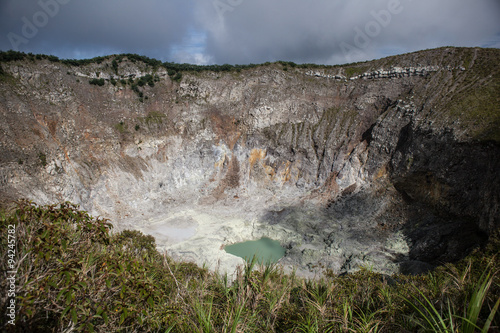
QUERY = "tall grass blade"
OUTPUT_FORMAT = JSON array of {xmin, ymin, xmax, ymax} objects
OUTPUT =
[
  {"xmin": 405, "ymin": 286, "xmax": 450, "ymax": 333},
  {"xmin": 228, "ymin": 299, "xmax": 246, "ymax": 333},
  {"xmin": 481, "ymin": 296, "xmax": 500, "ymax": 333},
  {"xmin": 462, "ymin": 270, "xmax": 491, "ymax": 333},
  {"xmin": 295, "ymin": 314, "xmax": 319, "ymax": 333},
  {"xmin": 193, "ymin": 296, "xmax": 214, "ymax": 333}
]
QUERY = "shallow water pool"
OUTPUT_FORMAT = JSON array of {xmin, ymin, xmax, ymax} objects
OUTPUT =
[{"xmin": 224, "ymin": 237, "xmax": 285, "ymax": 264}]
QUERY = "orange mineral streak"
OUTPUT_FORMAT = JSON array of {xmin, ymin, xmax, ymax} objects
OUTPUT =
[
  {"xmin": 279, "ymin": 161, "xmax": 292, "ymax": 183},
  {"xmin": 249, "ymin": 148, "xmax": 266, "ymax": 168}
]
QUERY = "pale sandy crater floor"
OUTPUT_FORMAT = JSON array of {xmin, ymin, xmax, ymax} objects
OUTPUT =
[
  {"xmin": 115, "ymin": 200, "xmax": 409, "ymax": 280},
  {"xmin": 135, "ymin": 205, "xmax": 297, "ymax": 279}
]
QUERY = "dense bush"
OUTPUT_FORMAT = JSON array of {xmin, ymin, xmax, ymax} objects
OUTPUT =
[
  {"xmin": 137, "ymin": 74, "xmax": 154, "ymax": 87},
  {"xmin": 89, "ymin": 78, "xmax": 105, "ymax": 86},
  {"xmin": 130, "ymin": 84, "xmax": 137, "ymax": 92},
  {"xmin": 0, "ymin": 201, "xmax": 207, "ymax": 332},
  {"xmin": 62, "ymin": 56, "xmax": 108, "ymax": 67},
  {"xmin": 122, "ymin": 54, "xmax": 162, "ymax": 70},
  {"xmin": 163, "ymin": 61, "xmax": 260, "ymax": 74},
  {"xmin": 0, "ymin": 50, "xmax": 28, "ymax": 62},
  {"xmin": 111, "ymin": 59, "xmax": 119, "ymax": 74},
  {"xmin": 38, "ymin": 152, "xmax": 47, "ymax": 166},
  {"xmin": 172, "ymin": 72, "xmax": 182, "ymax": 82},
  {"xmin": 0, "ymin": 201, "xmax": 499, "ymax": 332}
]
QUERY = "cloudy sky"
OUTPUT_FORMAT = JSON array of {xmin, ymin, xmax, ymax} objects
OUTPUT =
[{"xmin": 1, "ymin": 0, "xmax": 499, "ymax": 65}]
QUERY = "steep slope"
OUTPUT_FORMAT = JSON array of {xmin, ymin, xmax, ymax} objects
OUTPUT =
[{"xmin": 0, "ymin": 47, "xmax": 498, "ymax": 276}]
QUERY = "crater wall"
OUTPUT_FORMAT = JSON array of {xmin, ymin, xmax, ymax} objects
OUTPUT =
[{"xmin": 0, "ymin": 47, "xmax": 498, "ymax": 276}]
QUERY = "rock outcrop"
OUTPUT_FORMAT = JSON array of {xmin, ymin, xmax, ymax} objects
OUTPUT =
[
  {"xmin": 306, "ymin": 65, "xmax": 441, "ymax": 81},
  {"xmin": 0, "ymin": 47, "xmax": 498, "ymax": 277}
]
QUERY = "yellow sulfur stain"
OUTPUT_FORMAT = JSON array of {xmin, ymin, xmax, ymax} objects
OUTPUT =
[
  {"xmin": 215, "ymin": 154, "xmax": 226, "ymax": 169},
  {"xmin": 249, "ymin": 148, "xmax": 267, "ymax": 168},
  {"xmin": 374, "ymin": 165, "xmax": 387, "ymax": 180},
  {"xmin": 279, "ymin": 161, "xmax": 292, "ymax": 183},
  {"xmin": 264, "ymin": 165, "xmax": 276, "ymax": 178}
]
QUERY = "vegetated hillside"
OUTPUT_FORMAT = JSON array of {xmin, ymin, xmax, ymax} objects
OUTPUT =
[
  {"xmin": 0, "ymin": 201, "xmax": 499, "ymax": 332},
  {"xmin": 0, "ymin": 47, "xmax": 499, "ymax": 278}
]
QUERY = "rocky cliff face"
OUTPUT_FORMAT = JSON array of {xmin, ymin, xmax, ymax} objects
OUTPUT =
[{"xmin": 0, "ymin": 47, "xmax": 498, "ymax": 277}]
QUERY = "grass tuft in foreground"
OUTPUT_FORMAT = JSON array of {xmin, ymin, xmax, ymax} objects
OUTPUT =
[{"xmin": 0, "ymin": 201, "xmax": 499, "ymax": 332}]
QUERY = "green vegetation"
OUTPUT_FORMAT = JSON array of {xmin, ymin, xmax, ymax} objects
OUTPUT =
[
  {"xmin": 0, "ymin": 50, "xmax": 341, "ymax": 74},
  {"xmin": 130, "ymin": 84, "xmax": 140, "ymax": 95},
  {"xmin": 38, "ymin": 152, "xmax": 47, "ymax": 167},
  {"xmin": 115, "ymin": 121, "xmax": 126, "ymax": 133},
  {"xmin": 136, "ymin": 74, "xmax": 155, "ymax": 87},
  {"xmin": 448, "ymin": 81, "xmax": 500, "ymax": 142},
  {"xmin": 116, "ymin": 74, "xmax": 158, "ymax": 100},
  {"xmin": 89, "ymin": 78, "xmax": 105, "ymax": 86},
  {"xmin": 1, "ymin": 201, "xmax": 498, "ymax": 332},
  {"xmin": 0, "ymin": 50, "xmax": 108, "ymax": 66},
  {"xmin": 172, "ymin": 72, "xmax": 182, "ymax": 82},
  {"xmin": 111, "ymin": 59, "xmax": 119, "ymax": 74},
  {"xmin": 138, "ymin": 111, "xmax": 166, "ymax": 128},
  {"xmin": 0, "ymin": 50, "xmax": 332, "ymax": 78},
  {"xmin": 405, "ymin": 268, "xmax": 500, "ymax": 333},
  {"xmin": 344, "ymin": 66, "xmax": 369, "ymax": 78},
  {"xmin": 0, "ymin": 50, "xmax": 27, "ymax": 62},
  {"xmin": 432, "ymin": 48, "xmax": 500, "ymax": 142},
  {"xmin": 279, "ymin": 60, "xmax": 297, "ymax": 68}
]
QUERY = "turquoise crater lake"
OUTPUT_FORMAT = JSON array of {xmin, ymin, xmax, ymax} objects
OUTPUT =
[{"xmin": 224, "ymin": 237, "xmax": 286, "ymax": 264}]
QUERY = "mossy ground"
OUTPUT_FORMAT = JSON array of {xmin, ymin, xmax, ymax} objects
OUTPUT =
[
  {"xmin": 1, "ymin": 202, "xmax": 498, "ymax": 332},
  {"xmin": 439, "ymin": 48, "xmax": 500, "ymax": 142}
]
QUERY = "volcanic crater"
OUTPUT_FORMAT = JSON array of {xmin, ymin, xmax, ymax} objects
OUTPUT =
[{"xmin": 0, "ymin": 47, "xmax": 498, "ymax": 278}]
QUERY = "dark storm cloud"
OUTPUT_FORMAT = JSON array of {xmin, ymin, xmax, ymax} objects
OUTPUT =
[
  {"xmin": 1, "ymin": 0, "xmax": 499, "ymax": 64},
  {"xmin": 0, "ymin": 0, "xmax": 197, "ymax": 60},
  {"xmin": 199, "ymin": 0, "xmax": 500, "ymax": 64}
]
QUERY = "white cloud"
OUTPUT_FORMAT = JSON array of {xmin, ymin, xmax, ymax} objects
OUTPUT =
[{"xmin": 169, "ymin": 29, "xmax": 212, "ymax": 64}]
